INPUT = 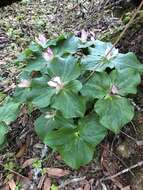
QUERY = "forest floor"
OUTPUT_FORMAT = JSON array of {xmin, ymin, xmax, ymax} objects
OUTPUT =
[{"xmin": 0, "ymin": 0, "xmax": 143, "ymax": 189}]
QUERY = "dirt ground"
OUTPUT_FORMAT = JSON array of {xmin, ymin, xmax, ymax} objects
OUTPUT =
[{"xmin": 0, "ymin": 0, "xmax": 143, "ymax": 190}]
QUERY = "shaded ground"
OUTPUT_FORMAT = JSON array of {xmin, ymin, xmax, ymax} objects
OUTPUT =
[{"xmin": 0, "ymin": 0, "xmax": 143, "ymax": 189}]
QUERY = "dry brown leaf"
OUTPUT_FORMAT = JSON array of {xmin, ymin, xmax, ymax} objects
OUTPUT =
[
  {"xmin": 22, "ymin": 158, "xmax": 35, "ymax": 168},
  {"xmin": 1, "ymin": 184, "xmax": 10, "ymax": 190},
  {"xmin": 20, "ymin": 178, "xmax": 32, "ymax": 190},
  {"xmin": 42, "ymin": 177, "xmax": 51, "ymax": 190},
  {"xmin": 8, "ymin": 179, "xmax": 16, "ymax": 190},
  {"xmin": 15, "ymin": 144, "xmax": 27, "ymax": 158},
  {"xmin": 55, "ymin": 155, "xmax": 62, "ymax": 160},
  {"xmin": 122, "ymin": 186, "xmax": 131, "ymax": 190},
  {"xmin": 46, "ymin": 168, "xmax": 70, "ymax": 177},
  {"xmin": 84, "ymin": 182, "xmax": 90, "ymax": 190},
  {"xmin": 38, "ymin": 175, "xmax": 46, "ymax": 189}
]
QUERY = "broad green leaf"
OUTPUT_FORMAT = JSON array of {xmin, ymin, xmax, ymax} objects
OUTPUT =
[
  {"xmin": 0, "ymin": 123, "xmax": 9, "ymax": 145},
  {"xmin": 110, "ymin": 69, "xmax": 141, "ymax": 96},
  {"xmin": 32, "ymin": 88, "xmax": 55, "ymax": 108},
  {"xmin": 52, "ymin": 90, "xmax": 85, "ymax": 118},
  {"xmin": 30, "ymin": 76, "xmax": 49, "ymax": 88},
  {"xmin": 79, "ymin": 114, "xmax": 107, "ymax": 146},
  {"xmin": 49, "ymin": 56, "xmax": 81, "ymax": 83},
  {"xmin": 15, "ymin": 48, "xmax": 33, "ymax": 63},
  {"xmin": 78, "ymin": 41, "xmax": 95, "ymax": 49},
  {"xmin": 45, "ymin": 33, "xmax": 70, "ymax": 49},
  {"xmin": 95, "ymin": 96, "xmax": 134, "ymax": 133},
  {"xmin": 0, "ymin": 92, "xmax": 6, "ymax": 103},
  {"xmin": 81, "ymin": 69, "xmax": 141, "ymax": 99},
  {"xmin": 44, "ymin": 114, "xmax": 106, "ymax": 168},
  {"xmin": 35, "ymin": 113, "xmax": 74, "ymax": 140},
  {"xmin": 44, "ymin": 128, "xmax": 75, "ymax": 146},
  {"xmin": 53, "ymin": 35, "xmax": 80, "ymax": 55},
  {"xmin": 0, "ymin": 102, "xmax": 20, "ymax": 124},
  {"xmin": 81, "ymin": 72, "xmax": 111, "ymax": 99},
  {"xmin": 14, "ymin": 76, "xmax": 56, "ymax": 107},
  {"xmin": 14, "ymin": 76, "xmax": 50, "ymax": 104},
  {"xmin": 28, "ymin": 42, "xmax": 41, "ymax": 52},
  {"xmin": 45, "ymin": 39, "xmax": 57, "ymax": 47},
  {"xmin": 64, "ymin": 80, "xmax": 82, "ymax": 93},
  {"xmin": 59, "ymin": 137, "xmax": 94, "ymax": 169},
  {"xmin": 13, "ymin": 88, "xmax": 31, "ymax": 103},
  {"xmin": 113, "ymin": 52, "xmax": 143, "ymax": 73},
  {"xmin": 24, "ymin": 56, "xmax": 49, "ymax": 72},
  {"xmin": 81, "ymin": 40, "xmax": 117, "ymax": 71}
]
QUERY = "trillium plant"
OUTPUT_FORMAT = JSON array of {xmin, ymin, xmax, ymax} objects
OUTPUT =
[{"xmin": 0, "ymin": 32, "xmax": 143, "ymax": 169}]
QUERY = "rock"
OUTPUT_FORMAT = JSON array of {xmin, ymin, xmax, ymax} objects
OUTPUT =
[{"xmin": 116, "ymin": 142, "xmax": 132, "ymax": 158}]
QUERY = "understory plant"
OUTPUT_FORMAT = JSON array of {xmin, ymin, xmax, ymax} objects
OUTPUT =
[{"xmin": 0, "ymin": 32, "xmax": 143, "ymax": 168}]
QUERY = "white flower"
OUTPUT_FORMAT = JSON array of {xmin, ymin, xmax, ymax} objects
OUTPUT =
[
  {"xmin": 35, "ymin": 34, "xmax": 47, "ymax": 47},
  {"xmin": 18, "ymin": 80, "xmax": 31, "ymax": 88},
  {"xmin": 47, "ymin": 76, "xmax": 64, "ymax": 91},
  {"xmin": 105, "ymin": 46, "xmax": 119, "ymax": 60},
  {"xmin": 45, "ymin": 111, "xmax": 56, "ymax": 119},
  {"xmin": 111, "ymin": 85, "xmax": 119, "ymax": 94},
  {"xmin": 43, "ymin": 48, "xmax": 54, "ymax": 61},
  {"xmin": 81, "ymin": 29, "xmax": 88, "ymax": 43}
]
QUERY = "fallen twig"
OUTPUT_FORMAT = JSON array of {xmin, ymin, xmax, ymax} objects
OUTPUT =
[
  {"xmin": 0, "ymin": 162, "xmax": 28, "ymax": 179},
  {"xmin": 100, "ymin": 160, "xmax": 143, "ymax": 182}
]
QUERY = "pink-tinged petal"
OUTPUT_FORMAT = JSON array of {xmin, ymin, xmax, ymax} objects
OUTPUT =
[
  {"xmin": 90, "ymin": 31, "xmax": 95, "ymax": 37},
  {"xmin": 47, "ymin": 76, "xmax": 63, "ymax": 91},
  {"xmin": 111, "ymin": 85, "xmax": 119, "ymax": 94},
  {"xmin": 18, "ymin": 80, "xmax": 31, "ymax": 88},
  {"xmin": 35, "ymin": 34, "xmax": 47, "ymax": 47},
  {"xmin": 47, "ymin": 76, "xmax": 61, "ymax": 87},
  {"xmin": 52, "ymin": 76, "xmax": 62, "ymax": 84},
  {"xmin": 81, "ymin": 29, "xmax": 88, "ymax": 43},
  {"xmin": 45, "ymin": 111, "xmax": 55, "ymax": 119},
  {"xmin": 47, "ymin": 80, "xmax": 57, "ymax": 88},
  {"xmin": 43, "ymin": 48, "xmax": 54, "ymax": 61},
  {"xmin": 91, "ymin": 36, "xmax": 95, "ymax": 42}
]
